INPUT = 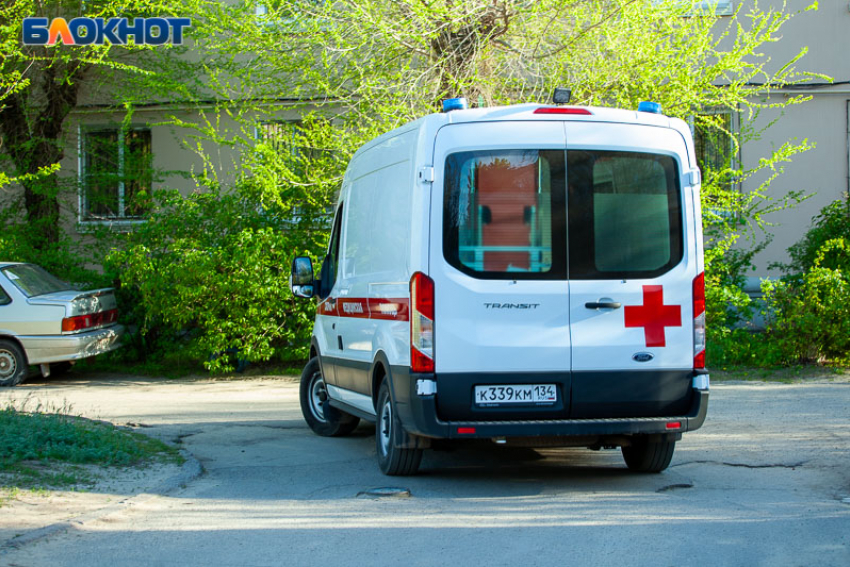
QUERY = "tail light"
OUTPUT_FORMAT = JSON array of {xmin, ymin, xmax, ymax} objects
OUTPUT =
[
  {"xmin": 693, "ymin": 272, "xmax": 706, "ymax": 369},
  {"xmin": 533, "ymin": 107, "xmax": 592, "ymax": 115},
  {"xmin": 62, "ymin": 309, "xmax": 118, "ymax": 333},
  {"xmin": 410, "ymin": 272, "xmax": 434, "ymax": 373}
]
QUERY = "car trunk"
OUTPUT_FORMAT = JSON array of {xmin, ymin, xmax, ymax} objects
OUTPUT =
[{"xmin": 28, "ymin": 289, "xmax": 119, "ymax": 333}]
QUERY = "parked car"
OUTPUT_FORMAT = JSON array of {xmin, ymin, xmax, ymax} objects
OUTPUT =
[{"xmin": 0, "ymin": 263, "xmax": 125, "ymax": 386}]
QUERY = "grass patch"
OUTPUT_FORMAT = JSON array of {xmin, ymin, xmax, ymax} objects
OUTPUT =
[{"xmin": 0, "ymin": 400, "xmax": 181, "ymax": 491}]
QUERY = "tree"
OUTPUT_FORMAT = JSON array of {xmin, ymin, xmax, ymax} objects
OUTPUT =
[
  {"xmin": 168, "ymin": 0, "xmax": 824, "ymax": 368},
  {"xmin": 186, "ymin": 0, "xmax": 820, "ymax": 213},
  {"xmin": 0, "ymin": 0, "xmax": 205, "ymax": 253}
]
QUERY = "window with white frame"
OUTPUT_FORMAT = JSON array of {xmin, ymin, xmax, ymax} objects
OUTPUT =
[
  {"xmin": 657, "ymin": 0, "xmax": 734, "ymax": 16},
  {"xmin": 257, "ymin": 120, "xmax": 329, "ymax": 178},
  {"xmin": 81, "ymin": 127, "xmax": 153, "ymax": 221},
  {"xmin": 258, "ymin": 121, "xmax": 304, "ymax": 162},
  {"xmin": 256, "ymin": 119, "xmax": 335, "ymax": 226},
  {"xmin": 691, "ymin": 109, "xmax": 738, "ymax": 189}
]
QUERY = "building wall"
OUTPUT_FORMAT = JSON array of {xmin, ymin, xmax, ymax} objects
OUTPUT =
[
  {"xmin": 34, "ymin": 104, "xmax": 304, "ymax": 241},
  {"xmin": 736, "ymin": 0, "xmax": 850, "ymax": 277}
]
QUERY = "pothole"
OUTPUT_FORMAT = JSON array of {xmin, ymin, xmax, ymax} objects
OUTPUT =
[
  {"xmin": 357, "ymin": 487, "xmax": 411, "ymax": 498},
  {"xmin": 656, "ymin": 483, "xmax": 694, "ymax": 493}
]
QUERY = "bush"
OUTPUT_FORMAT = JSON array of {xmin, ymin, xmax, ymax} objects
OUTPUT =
[
  {"xmin": 107, "ymin": 186, "xmax": 325, "ymax": 372},
  {"xmin": 784, "ymin": 198, "xmax": 850, "ymax": 273},
  {"xmin": 761, "ymin": 237, "xmax": 850, "ymax": 364}
]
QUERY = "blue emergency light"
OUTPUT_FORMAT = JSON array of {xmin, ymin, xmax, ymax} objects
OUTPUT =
[
  {"xmin": 638, "ymin": 101, "xmax": 663, "ymax": 114},
  {"xmin": 442, "ymin": 98, "xmax": 468, "ymax": 112}
]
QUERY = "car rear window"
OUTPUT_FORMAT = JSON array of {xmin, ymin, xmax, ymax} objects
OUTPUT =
[
  {"xmin": 1, "ymin": 264, "xmax": 76, "ymax": 298},
  {"xmin": 443, "ymin": 150, "xmax": 567, "ymax": 280},
  {"xmin": 567, "ymin": 150, "xmax": 683, "ymax": 279}
]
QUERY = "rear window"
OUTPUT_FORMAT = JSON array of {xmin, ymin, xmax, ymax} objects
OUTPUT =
[
  {"xmin": 1, "ymin": 264, "xmax": 76, "ymax": 298},
  {"xmin": 567, "ymin": 151, "xmax": 683, "ymax": 279},
  {"xmin": 443, "ymin": 149, "xmax": 683, "ymax": 280},
  {"xmin": 443, "ymin": 150, "xmax": 567, "ymax": 280}
]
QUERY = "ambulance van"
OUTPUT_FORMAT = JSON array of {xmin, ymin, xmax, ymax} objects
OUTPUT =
[{"xmin": 290, "ymin": 97, "xmax": 709, "ymax": 476}]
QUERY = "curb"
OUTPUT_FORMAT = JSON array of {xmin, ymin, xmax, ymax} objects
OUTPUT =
[{"xmin": 0, "ymin": 449, "xmax": 203, "ymax": 555}]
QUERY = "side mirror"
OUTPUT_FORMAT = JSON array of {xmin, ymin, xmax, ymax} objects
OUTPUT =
[{"xmin": 290, "ymin": 256, "xmax": 315, "ymax": 299}]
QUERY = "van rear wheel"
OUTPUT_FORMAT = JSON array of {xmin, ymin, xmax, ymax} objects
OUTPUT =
[
  {"xmin": 299, "ymin": 357, "xmax": 359, "ymax": 437},
  {"xmin": 376, "ymin": 381, "xmax": 422, "ymax": 476},
  {"xmin": 622, "ymin": 436, "xmax": 675, "ymax": 473}
]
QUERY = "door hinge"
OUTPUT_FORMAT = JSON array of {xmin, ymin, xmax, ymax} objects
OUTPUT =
[
  {"xmin": 419, "ymin": 166, "xmax": 434, "ymax": 183},
  {"xmin": 687, "ymin": 169, "xmax": 701, "ymax": 187}
]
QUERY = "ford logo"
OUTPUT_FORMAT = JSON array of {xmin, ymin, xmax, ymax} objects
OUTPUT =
[{"xmin": 632, "ymin": 352, "xmax": 654, "ymax": 363}]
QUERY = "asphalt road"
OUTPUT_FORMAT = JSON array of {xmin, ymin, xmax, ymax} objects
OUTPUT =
[{"xmin": 1, "ymin": 374, "xmax": 849, "ymax": 567}]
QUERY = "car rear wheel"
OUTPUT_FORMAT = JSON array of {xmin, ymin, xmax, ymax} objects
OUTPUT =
[
  {"xmin": 299, "ymin": 357, "xmax": 359, "ymax": 437},
  {"xmin": 0, "ymin": 340, "xmax": 27, "ymax": 387},
  {"xmin": 622, "ymin": 436, "xmax": 676, "ymax": 473},
  {"xmin": 376, "ymin": 381, "xmax": 422, "ymax": 476}
]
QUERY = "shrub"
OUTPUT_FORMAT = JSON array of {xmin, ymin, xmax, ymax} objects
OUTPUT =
[
  {"xmin": 761, "ymin": 238, "xmax": 850, "ymax": 364},
  {"xmin": 107, "ymin": 186, "xmax": 325, "ymax": 372},
  {"xmin": 784, "ymin": 198, "xmax": 850, "ymax": 273}
]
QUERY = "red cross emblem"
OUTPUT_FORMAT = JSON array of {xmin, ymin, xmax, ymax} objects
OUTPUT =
[{"xmin": 624, "ymin": 285, "xmax": 682, "ymax": 348}]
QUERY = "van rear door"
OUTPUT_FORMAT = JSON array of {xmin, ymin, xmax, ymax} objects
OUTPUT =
[
  {"xmin": 565, "ymin": 122, "xmax": 697, "ymax": 418},
  {"xmin": 430, "ymin": 121, "xmax": 571, "ymax": 421}
]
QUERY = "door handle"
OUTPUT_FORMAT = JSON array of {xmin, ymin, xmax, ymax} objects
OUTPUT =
[{"xmin": 585, "ymin": 301, "xmax": 621, "ymax": 310}]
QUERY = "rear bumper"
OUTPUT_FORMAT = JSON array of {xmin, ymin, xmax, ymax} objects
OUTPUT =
[
  {"xmin": 391, "ymin": 367, "xmax": 709, "ymax": 440},
  {"xmin": 18, "ymin": 325, "xmax": 125, "ymax": 365}
]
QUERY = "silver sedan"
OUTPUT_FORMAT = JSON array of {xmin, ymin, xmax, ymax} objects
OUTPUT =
[{"xmin": 0, "ymin": 262, "xmax": 125, "ymax": 386}]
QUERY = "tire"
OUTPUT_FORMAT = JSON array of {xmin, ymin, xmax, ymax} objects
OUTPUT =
[
  {"xmin": 0, "ymin": 340, "xmax": 28, "ymax": 387},
  {"xmin": 376, "ymin": 381, "xmax": 422, "ymax": 476},
  {"xmin": 622, "ymin": 436, "xmax": 676, "ymax": 473},
  {"xmin": 299, "ymin": 357, "xmax": 359, "ymax": 437}
]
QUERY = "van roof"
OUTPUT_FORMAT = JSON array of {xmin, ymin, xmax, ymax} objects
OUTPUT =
[
  {"xmin": 352, "ymin": 103, "xmax": 684, "ymax": 161},
  {"xmin": 443, "ymin": 103, "xmax": 674, "ymax": 128}
]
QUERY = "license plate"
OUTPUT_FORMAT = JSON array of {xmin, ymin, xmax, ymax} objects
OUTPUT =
[{"xmin": 474, "ymin": 384, "xmax": 558, "ymax": 406}]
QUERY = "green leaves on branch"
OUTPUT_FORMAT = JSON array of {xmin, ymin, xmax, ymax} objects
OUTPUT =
[{"xmin": 107, "ymin": 176, "xmax": 324, "ymax": 373}]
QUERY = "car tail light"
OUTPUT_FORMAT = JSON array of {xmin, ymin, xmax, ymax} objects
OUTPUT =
[
  {"xmin": 693, "ymin": 272, "xmax": 706, "ymax": 369},
  {"xmin": 410, "ymin": 272, "xmax": 434, "ymax": 373},
  {"xmin": 533, "ymin": 107, "xmax": 592, "ymax": 115},
  {"xmin": 62, "ymin": 309, "xmax": 118, "ymax": 333}
]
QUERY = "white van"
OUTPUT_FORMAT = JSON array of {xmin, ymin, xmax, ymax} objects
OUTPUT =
[{"xmin": 290, "ymin": 97, "xmax": 709, "ymax": 476}]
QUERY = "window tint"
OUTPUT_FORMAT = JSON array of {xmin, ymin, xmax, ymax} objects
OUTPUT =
[
  {"xmin": 443, "ymin": 150, "xmax": 566, "ymax": 280},
  {"xmin": 567, "ymin": 150, "xmax": 682, "ymax": 279}
]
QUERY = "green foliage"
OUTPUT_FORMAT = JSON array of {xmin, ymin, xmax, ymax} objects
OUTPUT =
[
  {"xmin": 783, "ymin": 198, "xmax": 850, "ymax": 273},
  {"xmin": 0, "ymin": 197, "xmax": 115, "ymax": 288},
  {"xmin": 707, "ymin": 327, "xmax": 786, "ymax": 368},
  {"xmin": 760, "ymin": 237, "xmax": 850, "ymax": 365},
  {"xmin": 107, "ymin": 144, "xmax": 330, "ymax": 371}
]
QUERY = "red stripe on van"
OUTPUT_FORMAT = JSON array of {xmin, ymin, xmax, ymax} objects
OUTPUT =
[
  {"xmin": 316, "ymin": 297, "xmax": 409, "ymax": 321},
  {"xmin": 317, "ymin": 298, "xmax": 339, "ymax": 317}
]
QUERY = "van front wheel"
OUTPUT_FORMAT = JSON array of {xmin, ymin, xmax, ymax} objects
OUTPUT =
[
  {"xmin": 376, "ymin": 381, "xmax": 422, "ymax": 476},
  {"xmin": 299, "ymin": 357, "xmax": 359, "ymax": 437},
  {"xmin": 622, "ymin": 436, "xmax": 675, "ymax": 473}
]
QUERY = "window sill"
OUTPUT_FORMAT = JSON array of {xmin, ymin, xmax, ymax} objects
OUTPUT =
[{"xmin": 77, "ymin": 219, "xmax": 147, "ymax": 234}]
